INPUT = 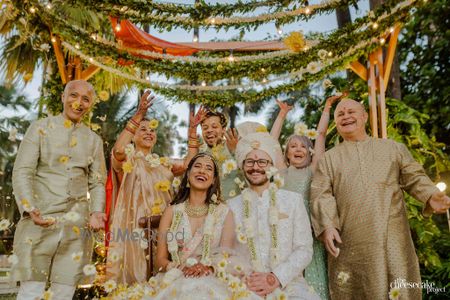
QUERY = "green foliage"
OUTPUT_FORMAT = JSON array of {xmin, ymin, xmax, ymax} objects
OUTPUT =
[{"xmin": 398, "ymin": 0, "xmax": 450, "ymax": 154}]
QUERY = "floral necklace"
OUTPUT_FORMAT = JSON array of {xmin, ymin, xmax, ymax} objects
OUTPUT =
[
  {"xmin": 167, "ymin": 202, "xmax": 217, "ymax": 267},
  {"xmin": 239, "ymin": 183, "xmax": 280, "ymax": 272}
]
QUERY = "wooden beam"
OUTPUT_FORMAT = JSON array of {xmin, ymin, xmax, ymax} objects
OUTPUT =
[
  {"xmin": 349, "ymin": 61, "xmax": 368, "ymax": 81},
  {"xmin": 368, "ymin": 52, "xmax": 379, "ymax": 137},
  {"xmin": 67, "ymin": 56, "xmax": 74, "ymax": 82},
  {"xmin": 375, "ymin": 48, "xmax": 387, "ymax": 138},
  {"xmin": 81, "ymin": 65, "xmax": 101, "ymax": 81},
  {"xmin": 74, "ymin": 56, "xmax": 82, "ymax": 79},
  {"xmin": 383, "ymin": 24, "xmax": 401, "ymax": 89},
  {"xmin": 51, "ymin": 34, "xmax": 68, "ymax": 84}
]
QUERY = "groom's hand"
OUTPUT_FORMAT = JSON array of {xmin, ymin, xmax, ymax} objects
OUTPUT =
[
  {"xmin": 246, "ymin": 272, "xmax": 280, "ymax": 296},
  {"xmin": 320, "ymin": 227, "xmax": 342, "ymax": 257}
]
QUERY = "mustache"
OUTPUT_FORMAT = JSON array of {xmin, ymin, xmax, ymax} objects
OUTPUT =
[{"xmin": 246, "ymin": 169, "xmax": 266, "ymax": 175}]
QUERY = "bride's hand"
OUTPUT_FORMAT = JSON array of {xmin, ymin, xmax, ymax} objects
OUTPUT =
[{"xmin": 182, "ymin": 263, "xmax": 212, "ymax": 278}]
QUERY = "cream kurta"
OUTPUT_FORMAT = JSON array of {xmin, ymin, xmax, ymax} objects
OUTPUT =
[
  {"xmin": 228, "ymin": 188, "xmax": 320, "ymax": 299},
  {"xmin": 310, "ymin": 137, "xmax": 438, "ymax": 300},
  {"xmin": 11, "ymin": 114, "xmax": 106, "ymax": 286}
]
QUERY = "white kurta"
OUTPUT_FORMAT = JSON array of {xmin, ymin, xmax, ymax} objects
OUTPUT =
[{"xmin": 228, "ymin": 188, "xmax": 320, "ymax": 299}]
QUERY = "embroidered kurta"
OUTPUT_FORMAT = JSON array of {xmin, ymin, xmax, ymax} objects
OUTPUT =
[
  {"xmin": 228, "ymin": 188, "xmax": 320, "ymax": 299},
  {"xmin": 106, "ymin": 152, "xmax": 174, "ymax": 284},
  {"xmin": 310, "ymin": 137, "xmax": 439, "ymax": 300},
  {"xmin": 200, "ymin": 143, "xmax": 245, "ymax": 200},
  {"xmin": 11, "ymin": 114, "xmax": 106, "ymax": 286},
  {"xmin": 282, "ymin": 166, "xmax": 329, "ymax": 299}
]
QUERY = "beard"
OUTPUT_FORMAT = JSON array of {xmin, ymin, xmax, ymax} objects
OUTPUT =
[{"xmin": 244, "ymin": 169, "xmax": 269, "ymax": 186}]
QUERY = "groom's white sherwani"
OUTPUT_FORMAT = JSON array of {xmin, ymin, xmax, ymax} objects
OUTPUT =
[{"xmin": 228, "ymin": 188, "xmax": 320, "ymax": 299}]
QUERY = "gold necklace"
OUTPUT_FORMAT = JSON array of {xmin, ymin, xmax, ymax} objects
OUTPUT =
[{"xmin": 185, "ymin": 202, "xmax": 209, "ymax": 218}]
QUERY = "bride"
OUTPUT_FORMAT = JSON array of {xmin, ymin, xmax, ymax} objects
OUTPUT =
[{"xmin": 105, "ymin": 153, "xmax": 258, "ymax": 299}]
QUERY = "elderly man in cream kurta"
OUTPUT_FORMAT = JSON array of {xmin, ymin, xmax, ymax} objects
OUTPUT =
[
  {"xmin": 310, "ymin": 99, "xmax": 450, "ymax": 300},
  {"xmin": 11, "ymin": 80, "xmax": 107, "ymax": 300},
  {"xmin": 228, "ymin": 132, "xmax": 320, "ymax": 299}
]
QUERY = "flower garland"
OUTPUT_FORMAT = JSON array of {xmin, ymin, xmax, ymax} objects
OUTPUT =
[
  {"xmin": 32, "ymin": 0, "xmax": 415, "ymax": 83},
  {"xmin": 70, "ymin": 0, "xmax": 359, "ymax": 31},
  {"xmin": 167, "ymin": 202, "xmax": 217, "ymax": 267},
  {"xmin": 240, "ymin": 183, "xmax": 280, "ymax": 272}
]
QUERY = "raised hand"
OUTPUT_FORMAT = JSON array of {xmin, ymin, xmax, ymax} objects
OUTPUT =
[
  {"xmin": 225, "ymin": 128, "xmax": 239, "ymax": 154},
  {"xmin": 135, "ymin": 90, "xmax": 155, "ymax": 121},
  {"xmin": 325, "ymin": 91, "xmax": 349, "ymax": 108},
  {"xmin": 190, "ymin": 106, "xmax": 207, "ymax": 129},
  {"xmin": 276, "ymin": 99, "xmax": 294, "ymax": 116}
]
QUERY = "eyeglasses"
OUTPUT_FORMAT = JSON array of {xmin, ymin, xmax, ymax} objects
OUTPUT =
[{"xmin": 243, "ymin": 159, "xmax": 271, "ymax": 168}]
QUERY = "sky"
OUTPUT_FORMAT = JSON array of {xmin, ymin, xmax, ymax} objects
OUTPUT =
[{"xmin": 11, "ymin": 0, "xmax": 370, "ymax": 156}]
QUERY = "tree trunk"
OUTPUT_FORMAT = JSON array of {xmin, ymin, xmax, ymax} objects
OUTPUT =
[
  {"xmin": 336, "ymin": 7, "xmax": 353, "ymax": 78},
  {"xmin": 370, "ymin": 0, "xmax": 402, "ymax": 99}
]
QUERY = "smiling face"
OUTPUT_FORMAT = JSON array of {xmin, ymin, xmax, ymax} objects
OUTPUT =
[
  {"xmin": 201, "ymin": 116, "xmax": 226, "ymax": 147},
  {"xmin": 188, "ymin": 155, "xmax": 216, "ymax": 191},
  {"xmin": 61, "ymin": 80, "xmax": 95, "ymax": 123},
  {"xmin": 243, "ymin": 149, "xmax": 272, "ymax": 187},
  {"xmin": 285, "ymin": 136, "xmax": 312, "ymax": 168},
  {"xmin": 133, "ymin": 120, "xmax": 157, "ymax": 150},
  {"xmin": 334, "ymin": 99, "xmax": 368, "ymax": 141}
]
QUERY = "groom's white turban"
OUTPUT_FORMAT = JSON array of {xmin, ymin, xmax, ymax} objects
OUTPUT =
[{"xmin": 235, "ymin": 132, "xmax": 280, "ymax": 168}]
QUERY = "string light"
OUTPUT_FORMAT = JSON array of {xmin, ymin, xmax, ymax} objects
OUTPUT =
[
  {"xmin": 29, "ymin": 7, "xmax": 36, "ymax": 13},
  {"xmin": 372, "ymin": 22, "xmax": 379, "ymax": 29},
  {"xmin": 436, "ymin": 182, "xmax": 447, "ymax": 192},
  {"xmin": 328, "ymin": 51, "xmax": 333, "ymax": 57},
  {"xmin": 193, "ymin": 34, "xmax": 198, "ymax": 42},
  {"xmin": 389, "ymin": 27, "xmax": 395, "ymax": 33},
  {"xmin": 261, "ymin": 68, "xmax": 266, "ymax": 73},
  {"xmin": 89, "ymin": 57, "xmax": 94, "ymax": 63},
  {"xmin": 276, "ymin": 25, "xmax": 283, "ymax": 35},
  {"xmin": 201, "ymin": 81, "xmax": 206, "ymax": 87},
  {"xmin": 75, "ymin": 43, "xmax": 80, "ymax": 49},
  {"xmin": 227, "ymin": 50, "xmax": 235, "ymax": 62},
  {"xmin": 305, "ymin": 8, "xmax": 311, "ymax": 14},
  {"xmin": 146, "ymin": 76, "xmax": 150, "ymax": 81},
  {"xmin": 115, "ymin": 18, "xmax": 122, "ymax": 32},
  {"xmin": 262, "ymin": 78, "xmax": 268, "ymax": 83},
  {"xmin": 51, "ymin": 36, "xmax": 57, "ymax": 43},
  {"xmin": 210, "ymin": 18, "xmax": 216, "ymax": 24},
  {"xmin": 379, "ymin": 38, "xmax": 386, "ymax": 45},
  {"xmin": 46, "ymin": 3, "xmax": 52, "ymax": 9}
]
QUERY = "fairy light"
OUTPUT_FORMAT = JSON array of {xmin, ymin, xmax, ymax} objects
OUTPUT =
[
  {"xmin": 51, "ymin": 36, "xmax": 57, "ymax": 43},
  {"xmin": 305, "ymin": 7, "xmax": 311, "ymax": 14},
  {"xmin": 193, "ymin": 34, "xmax": 198, "ymax": 43},
  {"xmin": 262, "ymin": 78, "xmax": 268, "ymax": 83},
  {"xmin": 89, "ymin": 57, "xmax": 94, "ymax": 63},
  {"xmin": 146, "ymin": 76, "xmax": 150, "ymax": 81},
  {"xmin": 75, "ymin": 43, "xmax": 80, "ymax": 49},
  {"xmin": 328, "ymin": 51, "xmax": 333, "ymax": 57},
  {"xmin": 389, "ymin": 27, "xmax": 395, "ymax": 33},
  {"xmin": 201, "ymin": 81, "xmax": 206, "ymax": 87},
  {"xmin": 29, "ymin": 7, "xmax": 36, "ymax": 13},
  {"xmin": 115, "ymin": 18, "xmax": 122, "ymax": 32},
  {"xmin": 261, "ymin": 68, "xmax": 266, "ymax": 73},
  {"xmin": 380, "ymin": 38, "xmax": 386, "ymax": 45},
  {"xmin": 276, "ymin": 25, "xmax": 283, "ymax": 35},
  {"xmin": 228, "ymin": 50, "xmax": 235, "ymax": 62},
  {"xmin": 46, "ymin": 3, "xmax": 52, "ymax": 9},
  {"xmin": 436, "ymin": 182, "xmax": 447, "ymax": 192},
  {"xmin": 210, "ymin": 18, "xmax": 216, "ymax": 24},
  {"xmin": 372, "ymin": 22, "xmax": 379, "ymax": 29}
]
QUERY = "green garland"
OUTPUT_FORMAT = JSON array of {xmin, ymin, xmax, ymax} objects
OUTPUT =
[
  {"xmin": 69, "ymin": 0, "xmax": 359, "ymax": 31},
  {"xmin": 34, "ymin": 0, "xmax": 413, "ymax": 83}
]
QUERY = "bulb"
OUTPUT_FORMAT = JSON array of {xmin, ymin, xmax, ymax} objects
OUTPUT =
[
  {"xmin": 115, "ymin": 23, "xmax": 122, "ymax": 32},
  {"xmin": 262, "ymin": 78, "xmax": 268, "ymax": 83},
  {"xmin": 210, "ymin": 18, "xmax": 216, "ymax": 24},
  {"xmin": 436, "ymin": 182, "xmax": 447, "ymax": 192},
  {"xmin": 228, "ymin": 54, "xmax": 235, "ymax": 62},
  {"xmin": 328, "ymin": 51, "xmax": 333, "ymax": 57},
  {"xmin": 29, "ymin": 7, "xmax": 36, "ymax": 13},
  {"xmin": 89, "ymin": 57, "xmax": 94, "ymax": 63},
  {"xmin": 51, "ymin": 37, "xmax": 57, "ymax": 43},
  {"xmin": 46, "ymin": 3, "xmax": 52, "ymax": 9},
  {"xmin": 380, "ymin": 38, "xmax": 386, "ymax": 45},
  {"xmin": 261, "ymin": 68, "xmax": 266, "ymax": 73},
  {"xmin": 305, "ymin": 8, "xmax": 311, "ymax": 14},
  {"xmin": 201, "ymin": 81, "xmax": 206, "ymax": 87},
  {"xmin": 372, "ymin": 23, "xmax": 379, "ymax": 29},
  {"xmin": 389, "ymin": 27, "xmax": 394, "ymax": 33},
  {"xmin": 146, "ymin": 76, "xmax": 150, "ymax": 81},
  {"xmin": 193, "ymin": 36, "xmax": 198, "ymax": 42},
  {"xmin": 75, "ymin": 43, "xmax": 80, "ymax": 49}
]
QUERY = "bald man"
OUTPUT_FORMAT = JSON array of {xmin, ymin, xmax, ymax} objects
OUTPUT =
[
  {"xmin": 12, "ymin": 80, "xmax": 107, "ymax": 299},
  {"xmin": 310, "ymin": 99, "xmax": 450, "ymax": 299}
]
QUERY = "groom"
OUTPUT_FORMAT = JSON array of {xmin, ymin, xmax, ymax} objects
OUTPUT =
[{"xmin": 228, "ymin": 132, "xmax": 320, "ymax": 299}]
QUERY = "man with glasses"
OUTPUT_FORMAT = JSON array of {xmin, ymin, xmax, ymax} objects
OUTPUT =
[{"xmin": 228, "ymin": 131, "xmax": 320, "ymax": 299}]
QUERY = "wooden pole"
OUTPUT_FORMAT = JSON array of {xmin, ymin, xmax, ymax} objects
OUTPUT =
[
  {"xmin": 368, "ymin": 52, "xmax": 379, "ymax": 137},
  {"xmin": 375, "ymin": 48, "xmax": 388, "ymax": 138}
]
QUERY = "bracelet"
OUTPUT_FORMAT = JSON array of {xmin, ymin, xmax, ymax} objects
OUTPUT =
[
  {"xmin": 130, "ymin": 118, "xmax": 140, "ymax": 127},
  {"xmin": 127, "ymin": 121, "xmax": 138, "ymax": 131},
  {"xmin": 125, "ymin": 125, "xmax": 136, "ymax": 135}
]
